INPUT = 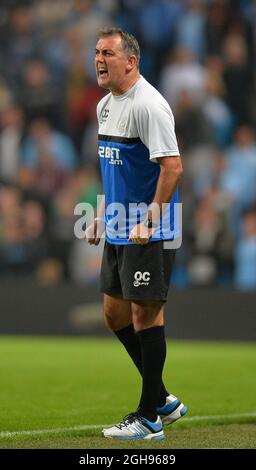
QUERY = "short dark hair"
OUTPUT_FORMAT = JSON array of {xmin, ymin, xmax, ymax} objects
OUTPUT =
[{"xmin": 97, "ymin": 27, "xmax": 140, "ymax": 69}]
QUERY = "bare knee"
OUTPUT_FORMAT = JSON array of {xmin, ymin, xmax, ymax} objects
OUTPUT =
[
  {"xmin": 103, "ymin": 294, "xmax": 132, "ymax": 331},
  {"xmin": 132, "ymin": 300, "xmax": 164, "ymax": 332},
  {"xmin": 103, "ymin": 308, "xmax": 119, "ymax": 331}
]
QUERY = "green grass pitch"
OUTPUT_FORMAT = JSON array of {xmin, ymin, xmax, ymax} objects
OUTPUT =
[{"xmin": 0, "ymin": 336, "xmax": 255, "ymax": 449}]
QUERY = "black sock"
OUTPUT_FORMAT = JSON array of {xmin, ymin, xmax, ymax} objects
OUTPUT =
[
  {"xmin": 115, "ymin": 323, "xmax": 143, "ymax": 373},
  {"xmin": 115, "ymin": 324, "xmax": 168, "ymax": 407},
  {"xmin": 137, "ymin": 326, "xmax": 167, "ymax": 422}
]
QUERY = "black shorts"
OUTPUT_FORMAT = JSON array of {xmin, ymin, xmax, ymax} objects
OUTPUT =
[{"xmin": 100, "ymin": 240, "xmax": 176, "ymax": 303}]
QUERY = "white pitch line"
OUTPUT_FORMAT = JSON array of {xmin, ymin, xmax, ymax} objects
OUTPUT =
[
  {"xmin": 0, "ymin": 412, "xmax": 255, "ymax": 439},
  {"xmin": 182, "ymin": 412, "xmax": 256, "ymax": 422},
  {"xmin": 0, "ymin": 424, "xmax": 107, "ymax": 438}
]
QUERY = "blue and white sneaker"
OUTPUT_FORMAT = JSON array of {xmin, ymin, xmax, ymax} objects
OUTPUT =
[
  {"xmin": 102, "ymin": 412, "xmax": 165, "ymax": 440},
  {"xmin": 157, "ymin": 394, "xmax": 188, "ymax": 425}
]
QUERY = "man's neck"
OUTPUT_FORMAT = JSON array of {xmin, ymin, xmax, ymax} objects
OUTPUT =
[{"xmin": 111, "ymin": 73, "xmax": 141, "ymax": 96}]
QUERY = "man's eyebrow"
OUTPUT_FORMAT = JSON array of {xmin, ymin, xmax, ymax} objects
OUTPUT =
[{"xmin": 95, "ymin": 47, "xmax": 115, "ymax": 53}]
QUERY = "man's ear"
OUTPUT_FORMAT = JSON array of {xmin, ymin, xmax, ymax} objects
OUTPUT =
[{"xmin": 126, "ymin": 55, "xmax": 137, "ymax": 72}]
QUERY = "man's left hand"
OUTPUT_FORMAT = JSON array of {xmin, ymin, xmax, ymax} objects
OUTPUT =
[{"xmin": 128, "ymin": 222, "xmax": 153, "ymax": 245}]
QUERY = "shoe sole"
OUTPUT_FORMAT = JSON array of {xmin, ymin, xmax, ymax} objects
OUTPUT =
[
  {"xmin": 160, "ymin": 403, "xmax": 188, "ymax": 425},
  {"xmin": 102, "ymin": 430, "xmax": 165, "ymax": 440}
]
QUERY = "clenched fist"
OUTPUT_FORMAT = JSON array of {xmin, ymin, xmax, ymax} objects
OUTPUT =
[{"xmin": 85, "ymin": 217, "xmax": 105, "ymax": 245}]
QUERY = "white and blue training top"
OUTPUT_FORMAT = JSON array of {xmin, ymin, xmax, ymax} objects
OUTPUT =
[{"xmin": 97, "ymin": 75, "xmax": 180, "ymax": 245}]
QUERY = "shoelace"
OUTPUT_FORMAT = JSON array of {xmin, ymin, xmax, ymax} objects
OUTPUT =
[{"xmin": 115, "ymin": 411, "xmax": 144, "ymax": 430}]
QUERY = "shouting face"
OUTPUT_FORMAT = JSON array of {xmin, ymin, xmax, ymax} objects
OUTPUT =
[{"xmin": 95, "ymin": 34, "xmax": 137, "ymax": 95}]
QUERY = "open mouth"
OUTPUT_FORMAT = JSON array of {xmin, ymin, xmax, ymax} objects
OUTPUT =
[{"xmin": 98, "ymin": 69, "xmax": 108, "ymax": 77}]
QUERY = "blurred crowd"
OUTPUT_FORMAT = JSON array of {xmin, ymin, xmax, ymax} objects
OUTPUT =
[{"xmin": 0, "ymin": 0, "xmax": 256, "ymax": 290}]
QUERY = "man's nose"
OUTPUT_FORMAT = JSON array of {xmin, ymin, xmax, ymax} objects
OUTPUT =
[{"xmin": 96, "ymin": 53, "xmax": 104, "ymax": 62}]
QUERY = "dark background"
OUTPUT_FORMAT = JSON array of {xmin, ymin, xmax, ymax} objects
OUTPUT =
[{"xmin": 1, "ymin": 280, "xmax": 255, "ymax": 340}]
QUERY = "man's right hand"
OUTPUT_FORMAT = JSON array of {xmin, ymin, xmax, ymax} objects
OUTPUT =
[{"xmin": 85, "ymin": 218, "xmax": 105, "ymax": 245}]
